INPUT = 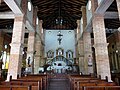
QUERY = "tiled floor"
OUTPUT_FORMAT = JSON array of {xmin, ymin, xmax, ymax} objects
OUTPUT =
[{"xmin": 48, "ymin": 74, "xmax": 70, "ymax": 90}]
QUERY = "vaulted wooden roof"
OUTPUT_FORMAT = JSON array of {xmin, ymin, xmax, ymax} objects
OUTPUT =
[
  {"xmin": 105, "ymin": 0, "xmax": 120, "ymax": 29},
  {"xmin": 0, "ymin": 2, "xmax": 13, "ymax": 29},
  {"xmin": 31, "ymin": 0, "xmax": 88, "ymax": 30},
  {"xmin": 0, "ymin": 0, "xmax": 119, "ymax": 31}
]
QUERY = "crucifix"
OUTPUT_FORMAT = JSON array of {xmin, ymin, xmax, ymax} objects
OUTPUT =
[{"xmin": 57, "ymin": 31, "xmax": 63, "ymax": 45}]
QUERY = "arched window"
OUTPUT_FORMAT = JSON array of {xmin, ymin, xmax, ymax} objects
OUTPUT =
[
  {"xmin": 47, "ymin": 50, "xmax": 54, "ymax": 58},
  {"xmin": 66, "ymin": 50, "xmax": 73, "ymax": 58},
  {"xmin": 56, "ymin": 48, "xmax": 64, "ymax": 56}
]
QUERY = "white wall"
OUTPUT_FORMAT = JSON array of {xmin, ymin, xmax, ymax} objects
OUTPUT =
[{"xmin": 45, "ymin": 30, "xmax": 76, "ymax": 58}]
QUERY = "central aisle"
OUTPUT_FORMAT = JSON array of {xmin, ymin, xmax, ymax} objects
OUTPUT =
[{"xmin": 48, "ymin": 74, "xmax": 70, "ymax": 90}]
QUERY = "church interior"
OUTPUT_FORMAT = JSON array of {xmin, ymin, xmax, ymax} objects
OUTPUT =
[{"xmin": 0, "ymin": 0, "xmax": 120, "ymax": 90}]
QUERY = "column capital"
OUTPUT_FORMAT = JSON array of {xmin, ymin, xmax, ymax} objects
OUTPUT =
[
  {"xmin": 10, "ymin": 43, "xmax": 24, "ymax": 54},
  {"xmin": 10, "ymin": 42, "xmax": 24, "ymax": 48},
  {"xmin": 29, "ymin": 31, "xmax": 35, "ymax": 36},
  {"xmin": 27, "ymin": 51, "xmax": 35, "ymax": 54},
  {"xmin": 93, "ymin": 43, "xmax": 109, "ymax": 48},
  {"xmin": 93, "ymin": 13, "xmax": 104, "ymax": 19}
]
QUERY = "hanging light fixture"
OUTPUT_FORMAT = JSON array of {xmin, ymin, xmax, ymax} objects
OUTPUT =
[
  {"xmin": 57, "ymin": 31, "xmax": 63, "ymax": 45},
  {"xmin": 57, "ymin": 0, "xmax": 63, "ymax": 45},
  {"xmin": 56, "ymin": 0, "xmax": 63, "ymax": 26}
]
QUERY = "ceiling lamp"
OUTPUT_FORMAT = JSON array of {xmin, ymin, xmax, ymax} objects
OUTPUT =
[
  {"xmin": 57, "ymin": 31, "xmax": 63, "ymax": 45},
  {"xmin": 57, "ymin": 0, "xmax": 63, "ymax": 45}
]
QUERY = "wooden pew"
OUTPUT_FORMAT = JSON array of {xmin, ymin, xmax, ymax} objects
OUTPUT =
[
  {"xmin": 69, "ymin": 74, "xmax": 117, "ymax": 90},
  {"xmin": 70, "ymin": 77, "xmax": 100, "ymax": 90},
  {"xmin": 1, "ymin": 79, "xmax": 42, "ymax": 90},
  {"xmin": 76, "ymin": 81, "xmax": 116, "ymax": 90},
  {"xmin": 15, "ymin": 74, "xmax": 47, "ymax": 90},
  {"xmin": 25, "ymin": 74, "xmax": 48, "ymax": 90},
  {"xmin": 83, "ymin": 86, "xmax": 120, "ymax": 90},
  {"xmin": 2, "ymin": 75, "xmax": 47, "ymax": 90},
  {"xmin": 83, "ymin": 86, "xmax": 105, "ymax": 90},
  {"xmin": 96, "ymin": 82, "xmax": 116, "ymax": 86},
  {"xmin": 11, "ymin": 79, "xmax": 42, "ymax": 90},
  {"xmin": 76, "ymin": 82, "xmax": 96, "ymax": 90},
  {"xmin": 75, "ymin": 80, "xmax": 116, "ymax": 90},
  {"xmin": 0, "ymin": 85, "xmax": 31, "ymax": 90},
  {"xmin": 106, "ymin": 86, "xmax": 120, "ymax": 90}
]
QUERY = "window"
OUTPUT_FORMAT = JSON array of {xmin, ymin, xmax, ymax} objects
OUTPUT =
[
  {"xmin": 28, "ymin": 1, "xmax": 32, "ymax": 11},
  {"xmin": 36, "ymin": 18, "xmax": 38, "ymax": 25},
  {"xmin": 47, "ymin": 50, "xmax": 54, "ymax": 58},
  {"xmin": 88, "ymin": 0, "xmax": 91, "ymax": 10},
  {"xmin": 56, "ymin": 48, "xmax": 64, "ymax": 56}
]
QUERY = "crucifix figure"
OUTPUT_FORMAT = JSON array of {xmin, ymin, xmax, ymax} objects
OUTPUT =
[
  {"xmin": 57, "ymin": 37, "xmax": 62, "ymax": 45},
  {"xmin": 57, "ymin": 31, "xmax": 63, "ymax": 45}
]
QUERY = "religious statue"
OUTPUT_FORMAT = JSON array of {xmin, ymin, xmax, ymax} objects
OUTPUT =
[
  {"xmin": 27, "ymin": 57, "xmax": 31, "ymax": 66},
  {"xmin": 88, "ymin": 55, "xmax": 93, "ymax": 66}
]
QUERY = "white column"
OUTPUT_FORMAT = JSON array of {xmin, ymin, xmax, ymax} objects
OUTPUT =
[
  {"xmin": 26, "ymin": 32, "xmax": 35, "ymax": 74},
  {"xmin": 7, "ymin": 15, "xmax": 25, "ymax": 80},
  {"xmin": 92, "ymin": 15, "xmax": 112, "ymax": 82},
  {"xmin": 116, "ymin": 0, "xmax": 120, "ymax": 20},
  {"xmin": 82, "ymin": 6, "xmax": 93, "ymax": 74}
]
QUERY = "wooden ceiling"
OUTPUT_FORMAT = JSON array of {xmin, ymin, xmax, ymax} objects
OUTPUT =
[
  {"xmin": 105, "ymin": 0, "xmax": 120, "ymax": 30},
  {"xmin": 31, "ymin": 0, "xmax": 88, "ymax": 30},
  {"xmin": 0, "ymin": 0, "xmax": 119, "ymax": 30},
  {"xmin": 0, "ymin": 2, "xmax": 13, "ymax": 29}
]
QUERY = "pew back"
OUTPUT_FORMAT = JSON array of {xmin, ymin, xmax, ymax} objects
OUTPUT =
[
  {"xmin": 0, "ymin": 85, "xmax": 31, "ymax": 90},
  {"xmin": 83, "ymin": 86, "xmax": 120, "ymax": 90}
]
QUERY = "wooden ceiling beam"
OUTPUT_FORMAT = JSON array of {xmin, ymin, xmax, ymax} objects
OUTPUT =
[
  {"xmin": 62, "ymin": 8, "xmax": 81, "ymax": 14},
  {"xmin": 67, "ymin": 0, "xmax": 87, "ymax": 5},
  {"xmin": 4, "ymin": 0, "xmax": 22, "ymax": 14},
  {"xmin": 31, "ymin": 0, "xmax": 88, "ymax": 29},
  {"xmin": 63, "ymin": 0, "xmax": 83, "ymax": 6},
  {"xmin": 95, "ymin": 0, "xmax": 114, "ymax": 15},
  {"xmin": 61, "ymin": 13, "xmax": 76, "ymax": 28},
  {"xmin": 104, "ymin": 11, "xmax": 119, "ymax": 19},
  {"xmin": 32, "ymin": 0, "xmax": 56, "ymax": 5},
  {"xmin": 0, "ymin": 11, "xmax": 14, "ymax": 19},
  {"xmin": 32, "ymin": 0, "xmax": 49, "ymax": 5},
  {"xmin": 37, "ymin": 0, "xmax": 58, "ymax": 7},
  {"xmin": 38, "ymin": 8, "xmax": 57, "ymax": 13},
  {"xmin": 42, "ymin": 12, "xmax": 58, "ymax": 24},
  {"xmin": 38, "ymin": 9, "xmax": 58, "ymax": 19}
]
